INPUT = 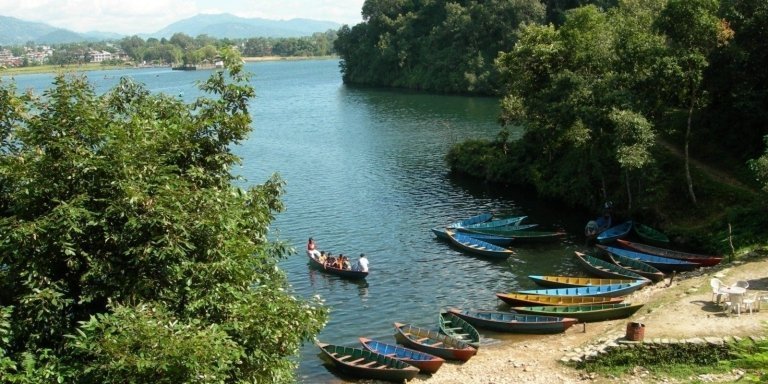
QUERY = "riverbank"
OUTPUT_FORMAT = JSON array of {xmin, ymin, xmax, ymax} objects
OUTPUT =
[
  {"xmin": 411, "ymin": 252, "xmax": 768, "ymax": 383},
  {"xmin": 242, "ymin": 55, "xmax": 337, "ymax": 62}
]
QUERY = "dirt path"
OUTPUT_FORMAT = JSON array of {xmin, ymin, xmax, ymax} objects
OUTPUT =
[
  {"xmin": 657, "ymin": 139, "xmax": 761, "ymax": 198},
  {"xmin": 412, "ymin": 255, "xmax": 768, "ymax": 384}
]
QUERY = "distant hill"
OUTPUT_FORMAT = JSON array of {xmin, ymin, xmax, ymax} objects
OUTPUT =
[
  {"xmin": 146, "ymin": 13, "xmax": 341, "ymax": 39},
  {"xmin": 0, "ymin": 15, "xmax": 119, "ymax": 45}
]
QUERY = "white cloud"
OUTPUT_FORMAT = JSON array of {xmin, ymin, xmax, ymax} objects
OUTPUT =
[{"xmin": 0, "ymin": 0, "xmax": 363, "ymax": 35}]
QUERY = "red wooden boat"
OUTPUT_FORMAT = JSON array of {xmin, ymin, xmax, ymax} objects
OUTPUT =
[{"xmin": 616, "ymin": 239, "xmax": 723, "ymax": 267}]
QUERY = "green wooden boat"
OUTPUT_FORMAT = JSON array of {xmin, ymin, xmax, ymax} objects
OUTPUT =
[
  {"xmin": 317, "ymin": 342, "xmax": 420, "ymax": 382},
  {"xmin": 462, "ymin": 215, "xmax": 527, "ymax": 229},
  {"xmin": 633, "ymin": 223, "xmax": 670, "ymax": 244},
  {"xmin": 602, "ymin": 250, "xmax": 666, "ymax": 282},
  {"xmin": 495, "ymin": 292, "xmax": 625, "ymax": 307},
  {"xmin": 528, "ymin": 275, "xmax": 645, "ymax": 288},
  {"xmin": 457, "ymin": 223, "xmax": 538, "ymax": 236},
  {"xmin": 438, "ymin": 311, "xmax": 481, "ymax": 349},
  {"xmin": 510, "ymin": 303, "xmax": 645, "ymax": 323},
  {"xmin": 463, "ymin": 227, "xmax": 565, "ymax": 242},
  {"xmin": 573, "ymin": 251, "xmax": 649, "ymax": 281}
]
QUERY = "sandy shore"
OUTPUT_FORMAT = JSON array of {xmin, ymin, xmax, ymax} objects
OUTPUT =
[{"xmin": 410, "ymin": 255, "xmax": 768, "ymax": 384}]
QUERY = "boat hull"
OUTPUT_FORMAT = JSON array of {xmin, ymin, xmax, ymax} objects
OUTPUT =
[
  {"xmin": 445, "ymin": 229, "xmax": 515, "ymax": 259},
  {"xmin": 510, "ymin": 303, "xmax": 645, "ymax": 323},
  {"xmin": 598, "ymin": 245, "xmax": 699, "ymax": 273},
  {"xmin": 495, "ymin": 292, "xmax": 625, "ymax": 307},
  {"xmin": 573, "ymin": 251, "xmax": 648, "ymax": 281},
  {"xmin": 528, "ymin": 275, "xmax": 640, "ymax": 288},
  {"xmin": 439, "ymin": 311, "xmax": 481, "ymax": 349},
  {"xmin": 616, "ymin": 239, "xmax": 722, "ymax": 266},
  {"xmin": 448, "ymin": 308, "xmax": 578, "ymax": 334},
  {"xmin": 359, "ymin": 337, "xmax": 444, "ymax": 374},
  {"xmin": 515, "ymin": 281, "xmax": 647, "ymax": 298},
  {"xmin": 393, "ymin": 322, "xmax": 477, "ymax": 361},
  {"xmin": 597, "ymin": 221, "xmax": 633, "ymax": 244},
  {"xmin": 308, "ymin": 253, "xmax": 368, "ymax": 279},
  {"xmin": 317, "ymin": 342, "xmax": 419, "ymax": 382}
]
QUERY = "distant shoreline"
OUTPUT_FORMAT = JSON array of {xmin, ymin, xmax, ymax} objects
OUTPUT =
[
  {"xmin": 0, "ymin": 56, "xmax": 338, "ymax": 77},
  {"xmin": 242, "ymin": 55, "xmax": 338, "ymax": 62}
]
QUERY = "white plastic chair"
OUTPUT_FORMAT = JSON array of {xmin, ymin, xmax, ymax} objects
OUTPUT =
[
  {"xmin": 724, "ymin": 293, "xmax": 745, "ymax": 316},
  {"xmin": 709, "ymin": 278, "xmax": 728, "ymax": 304},
  {"xmin": 734, "ymin": 280, "xmax": 749, "ymax": 289},
  {"xmin": 742, "ymin": 293, "xmax": 757, "ymax": 315}
]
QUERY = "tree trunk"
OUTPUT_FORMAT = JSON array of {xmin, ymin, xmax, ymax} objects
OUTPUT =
[
  {"xmin": 685, "ymin": 92, "xmax": 698, "ymax": 204},
  {"xmin": 625, "ymin": 171, "xmax": 632, "ymax": 210}
]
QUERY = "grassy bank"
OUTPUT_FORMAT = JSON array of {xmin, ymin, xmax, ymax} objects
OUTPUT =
[{"xmin": 0, "ymin": 63, "xmax": 138, "ymax": 76}]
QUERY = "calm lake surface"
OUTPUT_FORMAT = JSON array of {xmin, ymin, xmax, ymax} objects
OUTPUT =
[{"xmin": 5, "ymin": 60, "xmax": 594, "ymax": 383}]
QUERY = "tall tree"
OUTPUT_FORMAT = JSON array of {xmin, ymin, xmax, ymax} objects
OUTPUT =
[
  {"xmin": 656, "ymin": 0, "xmax": 732, "ymax": 204},
  {"xmin": 0, "ymin": 49, "xmax": 327, "ymax": 383}
]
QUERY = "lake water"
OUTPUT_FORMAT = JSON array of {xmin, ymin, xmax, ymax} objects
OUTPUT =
[{"xmin": 4, "ymin": 60, "xmax": 594, "ymax": 383}]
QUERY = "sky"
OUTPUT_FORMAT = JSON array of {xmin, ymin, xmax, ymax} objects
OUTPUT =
[{"xmin": 0, "ymin": 0, "xmax": 365, "ymax": 35}]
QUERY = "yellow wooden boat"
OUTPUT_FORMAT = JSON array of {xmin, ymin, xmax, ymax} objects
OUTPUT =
[
  {"xmin": 528, "ymin": 275, "xmax": 648, "ymax": 288},
  {"xmin": 495, "ymin": 293, "xmax": 625, "ymax": 307}
]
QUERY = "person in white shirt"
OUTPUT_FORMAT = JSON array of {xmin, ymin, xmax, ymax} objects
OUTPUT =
[
  {"xmin": 355, "ymin": 253, "xmax": 369, "ymax": 272},
  {"xmin": 307, "ymin": 237, "xmax": 321, "ymax": 259}
]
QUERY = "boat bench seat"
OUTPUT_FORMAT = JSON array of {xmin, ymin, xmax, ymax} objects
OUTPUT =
[
  {"xmin": 416, "ymin": 337, "xmax": 430, "ymax": 343},
  {"xmin": 446, "ymin": 327, "xmax": 462, "ymax": 331},
  {"xmin": 337, "ymin": 355, "xmax": 350, "ymax": 361},
  {"xmin": 455, "ymin": 333, "xmax": 469, "ymax": 337},
  {"xmin": 349, "ymin": 358, "xmax": 366, "ymax": 365},
  {"xmin": 430, "ymin": 341, "xmax": 443, "ymax": 347},
  {"xmin": 360, "ymin": 361, "xmax": 379, "ymax": 368}
]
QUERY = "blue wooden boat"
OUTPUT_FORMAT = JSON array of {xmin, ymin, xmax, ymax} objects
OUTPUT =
[
  {"xmin": 447, "ymin": 308, "xmax": 578, "ymax": 334},
  {"xmin": 600, "ymin": 250, "xmax": 666, "ymax": 282},
  {"xmin": 528, "ymin": 275, "xmax": 643, "ymax": 288},
  {"xmin": 432, "ymin": 227, "xmax": 514, "ymax": 247},
  {"xmin": 462, "ymin": 215, "xmax": 526, "ymax": 229},
  {"xmin": 598, "ymin": 245, "xmax": 699, "ymax": 272},
  {"xmin": 317, "ymin": 342, "xmax": 420, "ymax": 382},
  {"xmin": 514, "ymin": 281, "xmax": 647, "ymax": 298},
  {"xmin": 573, "ymin": 251, "xmax": 649, "ymax": 281},
  {"xmin": 597, "ymin": 221, "xmax": 633, "ymax": 244},
  {"xmin": 439, "ymin": 311, "xmax": 481, "ymax": 349},
  {"xmin": 393, "ymin": 322, "xmax": 477, "ymax": 361},
  {"xmin": 444, "ymin": 229, "xmax": 515, "ymax": 259},
  {"xmin": 457, "ymin": 223, "xmax": 539, "ymax": 236},
  {"xmin": 446, "ymin": 213, "xmax": 492, "ymax": 229},
  {"xmin": 359, "ymin": 337, "xmax": 445, "ymax": 374},
  {"xmin": 510, "ymin": 303, "xmax": 645, "ymax": 323}
]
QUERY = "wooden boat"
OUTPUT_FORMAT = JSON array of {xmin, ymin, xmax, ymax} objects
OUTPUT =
[
  {"xmin": 616, "ymin": 239, "xmax": 723, "ymax": 266},
  {"xmin": 514, "ymin": 281, "xmax": 647, "ymax": 297},
  {"xmin": 462, "ymin": 215, "xmax": 526, "ymax": 229},
  {"xmin": 393, "ymin": 322, "xmax": 477, "ymax": 361},
  {"xmin": 439, "ymin": 311, "xmax": 481, "ymax": 349},
  {"xmin": 502, "ymin": 229, "xmax": 567, "ymax": 243},
  {"xmin": 359, "ymin": 337, "xmax": 445, "ymax": 374},
  {"xmin": 316, "ymin": 342, "xmax": 419, "ymax": 382},
  {"xmin": 308, "ymin": 253, "xmax": 368, "ymax": 280},
  {"xmin": 633, "ymin": 223, "xmax": 670, "ymax": 244},
  {"xmin": 495, "ymin": 292, "xmax": 625, "ymax": 307},
  {"xmin": 431, "ymin": 226, "xmax": 451, "ymax": 241},
  {"xmin": 528, "ymin": 275, "xmax": 643, "ymax": 288},
  {"xmin": 573, "ymin": 251, "xmax": 648, "ymax": 281},
  {"xmin": 447, "ymin": 308, "xmax": 578, "ymax": 334},
  {"xmin": 433, "ymin": 227, "xmax": 514, "ymax": 247},
  {"xmin": 446, "ymin": 213, "xmax": 492, "ymax": 229},
  {"xmin": 601, "ymin": 250, "xmax": 666, "ymax": 282},
  {"xmin": 444, "ymin": 229, "xmax": 515, "ymax": 259},
  {"xmin": 596, "ymin": 221, "xmax": 633, "ymax": 244},
  {"xmin": 457, "ymin": 223, "xmax": 539, "ymax": 236},
  {"xmin": 510, "ymin": 303, "xmax": 645, "ymax": 323},
  {"xmin": 598, "ymin": 245, "xmax": 699, "ymax": 273}
]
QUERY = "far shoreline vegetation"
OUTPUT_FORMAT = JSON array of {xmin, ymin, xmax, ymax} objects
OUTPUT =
[{"xmin": 0, "ymin": 55, "xmax": 338, "ymax": 76}]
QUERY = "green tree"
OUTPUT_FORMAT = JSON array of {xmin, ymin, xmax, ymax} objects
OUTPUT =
[{"xmin": 0, "ymin": 49, "xmax": 327, "ymax": 383}]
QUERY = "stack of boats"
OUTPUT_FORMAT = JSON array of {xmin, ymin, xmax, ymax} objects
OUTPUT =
[
  {"xmin": 317, "ymin": 217, "xmax": 723, "ymax": 382},
  {"xmin": 431, "ymin": 213, "xmax": 567, "ymax": 259}
]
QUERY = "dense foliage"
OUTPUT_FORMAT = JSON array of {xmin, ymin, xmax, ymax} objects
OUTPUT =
[
  {"xmin": 0, "ymin": 49, "xmax": 327, "ymax": 382},
  {"xmin": 449, "ymin": 0, "xmax": 767, "ymax": 221},
  {"xmin": 334, "ymin": 0, "xmax": 547, "ymax": 94}
]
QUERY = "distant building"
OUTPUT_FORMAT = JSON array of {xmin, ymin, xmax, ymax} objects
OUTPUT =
[{"xmin": 90, "ymin": 50, "xmax": 113, "ymax": 63}]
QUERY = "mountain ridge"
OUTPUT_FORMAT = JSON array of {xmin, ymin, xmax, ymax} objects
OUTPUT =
[{"xmin": 0, "ymin": 13, "xmax": 342, "ymax": 46}]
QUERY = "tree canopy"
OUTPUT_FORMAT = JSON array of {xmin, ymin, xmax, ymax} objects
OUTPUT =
[
  {"xmin": 0, "ymin": 49, "xmax": 327, "ymax": 382},
  {"xmin": 335, "ymin": 0, "xmax": 547, "ymax": 94}
]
